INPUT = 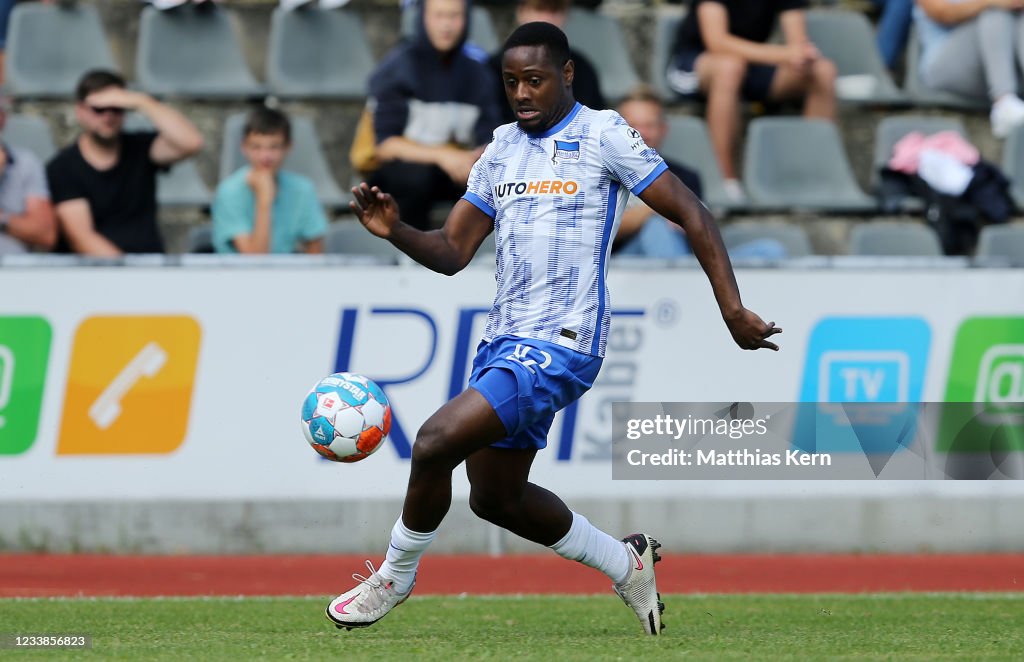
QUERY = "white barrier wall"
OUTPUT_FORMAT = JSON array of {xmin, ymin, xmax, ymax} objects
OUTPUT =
[{"xmin": 1, "ymin": 262, "xmax": 1022, "ymax": 508}]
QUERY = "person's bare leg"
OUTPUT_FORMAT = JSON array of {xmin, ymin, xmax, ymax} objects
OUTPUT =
[{"xmin": 696, "ymin": 53, "xmax": 748, "ymax": 180}]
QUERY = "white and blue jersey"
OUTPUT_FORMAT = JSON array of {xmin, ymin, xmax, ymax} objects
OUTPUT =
[{"xmin": 463, "ymin": 103, "xmax": 667, "ymax": 358}]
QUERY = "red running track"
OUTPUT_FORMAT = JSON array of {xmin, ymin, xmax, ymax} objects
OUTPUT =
[{"xmin": 2, "ymin": 554, "xmax": 1023, "ymax": 597}]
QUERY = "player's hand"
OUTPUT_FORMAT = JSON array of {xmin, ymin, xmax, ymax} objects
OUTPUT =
[
  {"xmin": 350, "ymin": 182, "xmax": 399, "ymax": 239},
  {"xmin": 724, "ymin": 308, "xmax": 782, "ymax": 351}
]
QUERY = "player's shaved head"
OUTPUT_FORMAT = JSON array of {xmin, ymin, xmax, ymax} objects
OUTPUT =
[{"xmin": 501, "ymin": 21, "xmax": 570, "ymax": 71}]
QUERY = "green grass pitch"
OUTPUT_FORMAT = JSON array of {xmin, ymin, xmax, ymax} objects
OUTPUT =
[{"xmin": 3, "ymin": 594, "xmax": 1023, "ymax": 661}]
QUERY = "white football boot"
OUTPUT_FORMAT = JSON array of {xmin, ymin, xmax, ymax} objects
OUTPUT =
[
  {"xmin": 613, "ymin": 533, "xmax": 665, "ymax": 635},
  {"xmin": 325, "ymin": 560, "xmax": 414, "ymax": 630}
]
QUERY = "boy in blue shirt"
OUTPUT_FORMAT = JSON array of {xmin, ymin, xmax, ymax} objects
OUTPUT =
[{"xmin": 212, "ymin": 107, "xmax": 327, "ymax": 254}]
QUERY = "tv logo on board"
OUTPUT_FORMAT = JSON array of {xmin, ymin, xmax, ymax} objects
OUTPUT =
[
  {"xmin": 819, "ymin": 350, "xmax": 910, "ymax": 402},
  {"xmin": 795, "ymin": 317, "xmax": 931, "ymax": 455}
]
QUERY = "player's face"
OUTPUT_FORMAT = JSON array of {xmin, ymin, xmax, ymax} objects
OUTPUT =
[
  {"xmin": 423, "ymin": 0, "xmax": 466, "ymax": 53},
  {"xmin": 241, "ymin": 131, "xmax": 290, "ymax": 172},
  {"xmin": 502, "ymin": 45, "xmax": 575, "ymax": 133}
]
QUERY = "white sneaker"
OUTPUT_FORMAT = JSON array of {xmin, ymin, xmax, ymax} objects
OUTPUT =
[
  {"xmin": 325, "ymin": 560, "xmax": 414, "ymax": 630},
  {"xmin": 991, "ymin": 95, "xmax": 1024, "ymax": 139},
  {"xmin": 613, "ymin": 533, "xmax": 664, "ymax": 635},
  {"xmin": 722, "ymin": 178, "xmax": 748, "ymax": 205}
]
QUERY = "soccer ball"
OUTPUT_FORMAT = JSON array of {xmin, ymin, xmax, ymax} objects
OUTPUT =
[{"xmin": 301, "ymin": 372, "xmax": 392, "ymax": 463}]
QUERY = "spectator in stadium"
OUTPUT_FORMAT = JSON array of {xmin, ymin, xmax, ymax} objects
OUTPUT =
[
  {"xmin": 913, "ymin": 0, "xmax": 1024, "ymax": 138},
  {"xmin": 211, "ymin": 107, "xmax": 327, "ymax": 254},
  {"xmin": 666, "ymin": 0, "xmax": 837, "ymax": 203},
  {"xmin": 488, "ymin": 0, "xmax": 607, "ymax": 124},
  {"xmin": 47, "ymin": 69, "xmax": 203, "ymax": 255},
  {"xmin": 613, "ymin": 86, "xmax": 787, "ymax": 260},
  {"xmin": 872, "ymin": 0, "xmax": 914, "ymax": 71},
  {"xmin": 0, "ymin": 102, "xmax": 57, "ymax": 255},
  {"xmin": 365, "ymin": 0, "xmax": 502, "ymax": 230},
  {"xmin": 613, "ymin": 86, "xmax": 702, "ymax": 257}
]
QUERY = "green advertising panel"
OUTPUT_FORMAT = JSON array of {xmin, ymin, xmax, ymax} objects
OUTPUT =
[
  {"xmin": 0, "ymin": 317, "xmax": 52, "ymax": 455},
  {"xmin": 938, "ymin": 317, "xmax": 1024, "ymax": 453}
]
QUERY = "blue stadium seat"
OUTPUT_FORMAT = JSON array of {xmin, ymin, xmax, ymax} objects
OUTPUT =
[
  {"xmin": 219, "ymin": 112, "xmax": 345, "ymax": 208},
  {"xmin": 743, "ymin": 118, "xmax": 877, "ymax": 212},
  {"xmin": 4, "ymin": 4, "xmax": 117, "ymax": 99},
  {"xmin": 267, "ymin": 7, "xmax": 375, "ymax": 99},
  {"xmin": 136, "ymin": 5, "xmax": 264, "ymax": 99}
]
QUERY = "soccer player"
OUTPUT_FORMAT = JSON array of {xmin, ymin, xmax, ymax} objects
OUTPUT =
[{"xmin": 328, "ymin": 21, "xmax": 781, "ymax": 636}]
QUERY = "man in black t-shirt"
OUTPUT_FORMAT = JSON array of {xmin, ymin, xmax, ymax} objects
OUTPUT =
[
  {"xmin": 666, "ymin": 0, "xmax": 837, "ymax": 203},
  {"xmin": 46, "ymin": 70, "xmax": 204, "ymax": 255},
  {"xmin": 489, "ymin": 0, "xmax": 607, "ymax": 124}
]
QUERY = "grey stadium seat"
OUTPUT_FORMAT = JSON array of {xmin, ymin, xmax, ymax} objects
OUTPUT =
[
  {"xmin": 1002, "ymin": 124, "xmax": 1024, "ymax": 210},
  {"xmin": 872, "ymin": 115, "xmax": 967, "ymax": 209},
  {"xmin": 4, "ymin": 3, "xmax": 117, "ymax": 98},
  {"xmin": 721, "ymin": 222, "xmax": 813, "ymax": 257},
  {"xmin": 661, "ymin": 115, "xmax": 739, "ymax": 212},
  {"xmin": 324, "ymin": 221, "xmax": 404, "ymax": 262},
  {"xmin": 136, "ymin": 5, "xmax": 264, "ymax": 98},
  {"xmin": 903, "ymin": 26, "xmax": 987, "ymax": 110},
  {"xmin": 848, "ymin": 221, "xmax": 943, "ymax": 256},
  {"xmin": 124, "ymin": 113, "xmax": 212, "ymax": 208},
  {"xmin": 267, "ymin": 7, "xmax": 375, "ymax": 99},
  {"xmin": 564, "ymin": 8, "xmax": 640, "ymax": 103},
  {"xmin": 742, "ymin": 118, "xmax": 877, "ymax": 212},
  {"xmin": 873, "ymin": 115, "xmax": 967, "ymax": 182},
  {"xmin": 805, "ymin": 9, "xmax": 907, "ymax": 105},
  {"xmin": 649, "ymin": 11, "xmax": 683, "ymax": 101},
  {"xmin": 976, "ymin": 224, "xmax": 1024, "ymax": 260},
  {"xmin": 4, "ymin": 114, "xmax": 57, "ymax": 162},
  {"xmin": 400, "ymin": 4, "xmax": 499, "ymax": 54},
  {"xmin": 220, "ymin": 112, "xmax": 345, "ymax": 208},
  {"xmin": 186, "ymin": 223, "xmax": 214, "ymax": 254}
]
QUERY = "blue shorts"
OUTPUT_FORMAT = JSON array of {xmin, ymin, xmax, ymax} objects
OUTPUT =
[{"xmin": 468, "ymin": 335, "xmax": 603, "ymax": 450}]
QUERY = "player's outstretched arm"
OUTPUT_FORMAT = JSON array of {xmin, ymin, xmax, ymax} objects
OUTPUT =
[
  {"xmin": 637, "ymin": 173, "xmax": 782, "ymax": 351},
  {"xmin": 350, "ymin": 183, "xmax": 493, "ymax": 276}
]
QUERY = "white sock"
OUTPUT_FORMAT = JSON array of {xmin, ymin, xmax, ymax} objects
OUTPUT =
[
  {"xmin": 377, "ymin": 517, "xmax": 436, "ymax": 594},
  {"xmin": 549, "ymin": 511, "xmax": 631, "ymax": 584}
]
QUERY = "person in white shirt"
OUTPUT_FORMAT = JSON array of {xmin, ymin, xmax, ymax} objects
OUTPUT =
[{"xmin": 326, "ymin": 21, "xmax": 781, "ymax": 637}]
